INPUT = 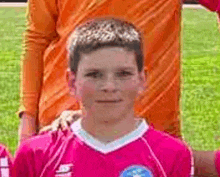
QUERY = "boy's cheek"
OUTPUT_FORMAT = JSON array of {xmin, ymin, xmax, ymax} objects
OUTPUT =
[
  {"xmin": 81, "ymin": 84, "xmax": 96, "ymax": 103},
  {"xmin": 83, "ymin": 81, "xmax": 96, "ymax": 90},
  {"xmin": 124, "ymin": 77, "xmax": 140, "ymax": 87},
  {"xmin": 123, "ymin": 81, "xmax": 139, "ymax": 93}
]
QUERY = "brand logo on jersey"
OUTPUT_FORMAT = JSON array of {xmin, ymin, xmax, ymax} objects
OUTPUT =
[
  {"xmin": 55, "ymin": 164, "xmax": 73, "ymax": 177},
  {"xmin": 120, "ymin": 165, "xmax": 153, "ymax": 177}
]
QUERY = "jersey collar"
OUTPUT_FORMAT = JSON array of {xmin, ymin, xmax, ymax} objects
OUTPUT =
[{"xmin": 70, "ymin": 118, "xmax": 149, "ymax": 154}]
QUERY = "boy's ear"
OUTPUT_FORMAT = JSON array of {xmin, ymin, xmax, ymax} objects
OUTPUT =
[
  {"xmin": 140, "ymin": 69, "xmax": 146, "ymax": 82},
  {"xmin": 66, "ymin": 69, "xmax": 76, "ymax": 96},
  {"xmin": 138, "ymin": 69, "xmax": 147, "ymax": 93}
]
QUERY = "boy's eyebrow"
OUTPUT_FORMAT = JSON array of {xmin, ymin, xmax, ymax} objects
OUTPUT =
[
  {"xmin": 84, "ymin": 67, "xmax": 136, "ymax": 72},
  {"xmin": 84, "ymin": 68, "xmax": 100, "ymax": 72},
  {"xmin": 116, "ymin": 67, "xmax": 136, "ymax": 71}
]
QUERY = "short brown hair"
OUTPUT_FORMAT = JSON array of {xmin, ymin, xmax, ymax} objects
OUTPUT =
[{"xmin": 67, "ymin": 17, "xmax": 144, "ymax": 74}]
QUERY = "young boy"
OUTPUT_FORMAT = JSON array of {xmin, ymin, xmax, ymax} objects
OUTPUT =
[
  {"xmin": 14, "ymin": 18, "xmax": 193, "ymax": 177},
  {"xmin": 19, "ymin": 0, "xmax": 184, "ymax": 142},
  {"xmin": 19, "ymin": 0, "xmax": 220, "ymax": 143}
]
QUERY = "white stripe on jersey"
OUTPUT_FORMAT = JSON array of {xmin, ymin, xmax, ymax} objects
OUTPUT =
[
  {"xmin": 181, "ymin": 139, "xmax": 194, "ymax": 177},
  {"xmin": 0, "ymin": 158, "xmax": 9, "ymax": 177},
  {"xmin": 0, "ymin": 168, "xmax": 9, "ymax": 177},
  {"xmin": 141, "ymin": 137, "xmax": 167, "ymax": 177},
  {"xmin": 0, "ymin": 158, "xmax": 8, "ymax": 167},
  {"xmin": 189, "ymin": 146, "xmax": 194, "ymax": 177}
]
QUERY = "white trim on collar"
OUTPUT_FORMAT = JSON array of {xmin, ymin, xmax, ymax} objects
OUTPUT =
[{"xmin": 70, "ymin": 118, "xmax": 149, "ymax": 154}]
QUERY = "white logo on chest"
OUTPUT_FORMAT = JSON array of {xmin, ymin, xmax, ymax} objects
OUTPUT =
[{"xmin": 55, "ymin": 164, "xmax": 73, "ymax": 177}]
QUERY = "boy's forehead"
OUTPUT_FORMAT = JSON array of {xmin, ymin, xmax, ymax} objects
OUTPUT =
[
  {"xmin": 84, "ymin": 66, "xmax": 137, "ymax": 72},
  {"xmin": 79, "ymin": 47, "xmax": 137, "ymax": 69}
]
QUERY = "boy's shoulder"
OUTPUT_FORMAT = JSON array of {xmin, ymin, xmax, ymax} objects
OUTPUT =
[
  {"xmin": 146, "ymin": 127, "xmax": 189, "ymax": 152},
  {"xmin": 0, "ymin": 143, "xmax": 13, "ymax": 177},
  {"xmin": 0, "ymin": 144, "xmax": 11, "ymax": 156},
  {"xmin": 13, "ymin": 129, "xmax": 76, "ymax": 176},
  {"xmin": 145, "ymin": 127, "xmax": 193, "ymax": 175},
  {"xmin": 17, "ymin": 129, "xmax": 75, "ymax": 155},
  {"xmin": 0, "ymin": 143, "xmax": 13, "ymax": 162}
]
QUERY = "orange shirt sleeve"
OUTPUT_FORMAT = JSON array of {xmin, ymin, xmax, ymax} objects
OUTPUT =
[{"xmin": 19, "ymin": 0, "xmax": 59, "ymax": 118}]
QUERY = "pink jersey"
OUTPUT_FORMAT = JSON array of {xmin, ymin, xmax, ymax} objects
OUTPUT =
[
  {"xmin": 0, "ymin": 144, "xmax": 13, "ymax": 177},
  {"xmin": 199, "ymin": 0, "xmax": 220, "ymax": 15},
  {"xmin": 14, "ymin": 119, "xmax": 193, "ymax": 177},
  {"xmin": 215, "ymin": 150, "xmax": 220, "ymax": 176}
]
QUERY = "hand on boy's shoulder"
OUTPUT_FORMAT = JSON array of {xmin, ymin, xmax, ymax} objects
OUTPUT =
[{"xmin": 39, "ymin": 110, "xmax": 82, "ymax": 133}]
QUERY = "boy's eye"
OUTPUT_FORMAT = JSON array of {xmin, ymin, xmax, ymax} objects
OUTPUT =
[
  {"xmin": 85, "ymin": 72, "xmax": 102, "ymax": 78},
  {"xmin": 117, "ymin": 71, "xmax": 133, "ymax": 77}
]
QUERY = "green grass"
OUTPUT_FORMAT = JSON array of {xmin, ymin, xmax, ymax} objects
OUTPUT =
[
  {"xmin": 0, "ymin": 7, "xmax": 219, "ymax": 154},
  {"xmin": 0, "ymin": 7, "xmax": 26, "ymax": 154},
  {"xmin": 181, "ymin": 8, "xmax": 220, "ymax": 150}
]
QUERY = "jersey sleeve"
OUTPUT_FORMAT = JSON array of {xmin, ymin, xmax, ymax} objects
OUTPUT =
[
  {"xmin": 13, "ymin": 137, "xmax": 49, "ymax": 177},
  {"xmin": 146, "ymin": 129, "xmax": 193, "ymax": 177},
  {"xmin": 199, "ymin": 0, "xmax": 220, "ymax": 14},
  {"xmin": 215, "ymin": 150, "xmax": 220, "ymax": 176},
  {"xmin": 170, "ymin": 145, "xmax": 193, "ymax": 177},
  {"xmin": 18, "ymin": 0, "xmax": 59, "ymax": 118},
  {"xmin": 0, "ymin": 145, "xmax": 13, "ymax": 177},
  {"xmin": 13, "ymin": 142, "xmax": 36, "ymax": 177},
  {"xmin": 13, "ymin": 131, "xmax": 65, "ymax": 177}
]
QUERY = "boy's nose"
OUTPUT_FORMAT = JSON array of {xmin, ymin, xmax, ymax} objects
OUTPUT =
[{"xmin": 100, "ymin": 77, "xmax": 118, "ymax": 92}]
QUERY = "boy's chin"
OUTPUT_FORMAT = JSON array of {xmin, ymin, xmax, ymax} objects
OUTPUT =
[
  {"xmin": 98, "ymin": 117, "xmax": 122, "ymax": 124},
  {"xmin": 86, "ymin": 112, "xmax": 122, "ymax": 123}
]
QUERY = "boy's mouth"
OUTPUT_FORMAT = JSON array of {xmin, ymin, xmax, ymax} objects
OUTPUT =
[{"xmin": 96, "ymin": 99, "xmax": 122, "ymax": 103}]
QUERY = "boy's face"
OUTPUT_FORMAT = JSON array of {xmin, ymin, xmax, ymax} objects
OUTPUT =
[{"xmin": 68, "ymin": 47, "xmax": 145, "ymax": 121}]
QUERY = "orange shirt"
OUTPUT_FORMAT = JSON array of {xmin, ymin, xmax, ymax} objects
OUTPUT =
[{"xmin": 19, "ymin": 0, "xmax": 219, "ymax": 137}]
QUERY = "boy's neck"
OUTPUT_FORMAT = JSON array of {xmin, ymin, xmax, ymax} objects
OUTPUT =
[{"xmin": 81, "ymin": 115, "xmax": 142, "ymax": 144}]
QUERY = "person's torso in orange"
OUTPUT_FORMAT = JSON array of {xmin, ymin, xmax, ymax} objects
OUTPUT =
[{"xmin": 40, "ymin": 0, "xmax": 181, "ymax": 137}]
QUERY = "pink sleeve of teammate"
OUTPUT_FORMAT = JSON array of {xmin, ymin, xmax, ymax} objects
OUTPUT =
[
  {"xmin": 199, "ymin": 0, "xmax": 220, "ymax": 14},
  {"xmin": 215, "ymin": 150, "xmax": 220, "ymax": 176},
  {"xmin": 0, "ymin": 145, "xmax": 13, "ymax": 177},
  {"xmin": 13, "ymin": 143, "xmax": 35, "ymax": 177},
  {"xmin": 13, "ymin": 141, "xmax": 44, "ymax": 177}
]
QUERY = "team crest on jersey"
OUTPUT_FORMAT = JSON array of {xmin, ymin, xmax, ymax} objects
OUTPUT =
[
  {"xmin": 120, "ymin": 165, "xmax": 153, "ymax": 177},
  {"xmin": 55, "ymin": 164, "xmax": 73, "ymax": 177}
]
